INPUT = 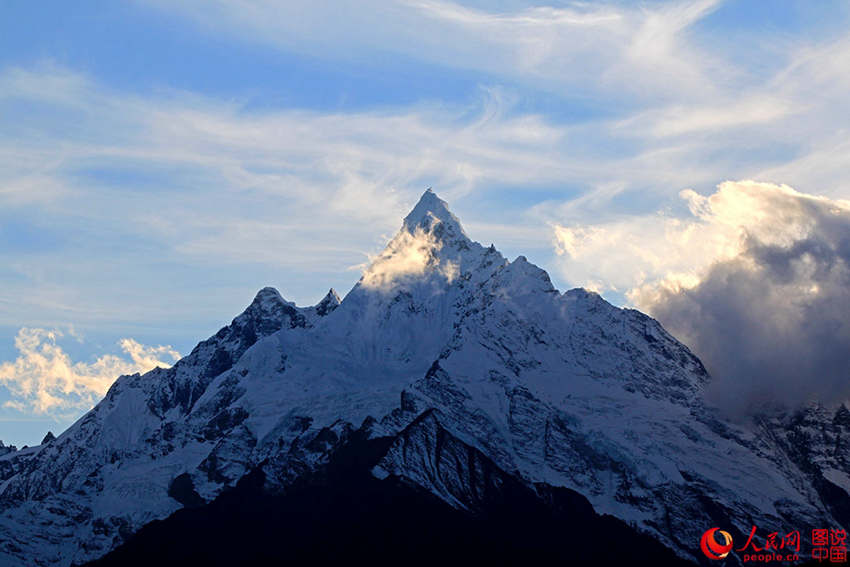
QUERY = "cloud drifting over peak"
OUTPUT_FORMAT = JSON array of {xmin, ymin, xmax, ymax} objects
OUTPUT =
[
  {"xmin": 4, "ymin": 1, "xmax": 850, "ymax": 430},
  {"xmin": 554, "ymin": 181, "xmax": 850, "ymax": 415},
  {"xmin": 360, "ymin": 226, "xmax": 459, "ymax": 291},
  {"xmin": 0, "ymin": 329, "xmax": 180, "ymax": 416},
  {"xmin": 0, "ymin": 64, "xmax": 578, "ymax": 327}
]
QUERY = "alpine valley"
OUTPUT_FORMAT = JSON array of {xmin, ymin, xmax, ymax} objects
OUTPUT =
[{"xmin": 1, "ymin": 190, "xmax": 848, "ymax": 566}]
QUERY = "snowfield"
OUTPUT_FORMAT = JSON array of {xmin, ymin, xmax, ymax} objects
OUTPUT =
[{"xmin": 0, "ymin": 190, "xmax": 847, "ymax": 566}]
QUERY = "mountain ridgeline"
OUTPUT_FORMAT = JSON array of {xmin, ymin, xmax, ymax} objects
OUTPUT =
[{"xmin": 0, "ymin": 190, "xmax": 848, "ymax": 567}]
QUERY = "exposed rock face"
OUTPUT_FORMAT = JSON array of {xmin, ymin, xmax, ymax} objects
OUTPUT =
[
  {"xmin": 0, "ymin": 190, "xmax": 847, "ymax": 566},
  {"xmin": 0, "ymin": 442, "xmax": 15, "ymax": 458}
]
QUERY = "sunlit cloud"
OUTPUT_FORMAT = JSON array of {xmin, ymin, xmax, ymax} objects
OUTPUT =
[
  {"xmin": 551, "ymin": 214, "xmax": 720, "ymax": 295},
  {"xmin": 551, "ymin": 181, "xmax": 850, "ymax": 297},
  {"xmin": 551, "ymin": 180, "xmax": 850, "ymax": 415},
  {"xmin": 2, "ymin": 1, "xmax": 850, "ymax": 435},
  {"xmin": 0, "ymin": 328, "xmax": 180, "ymax": 416},
  {"xmin": 5, "ymin": 2, "xmax": 850, "ymax": 323},
  {"xmin": 360, "ymin": 226, "xmax": 458, "ymax": 290},
  {"xmin": 0, "ymin": 65, "xmax": 579, "ymax": 323}
]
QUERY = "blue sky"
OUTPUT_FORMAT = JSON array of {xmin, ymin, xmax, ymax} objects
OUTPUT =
[{"xmin": 2, "ymin": 0, "xmax": 850, "ymax": 445}]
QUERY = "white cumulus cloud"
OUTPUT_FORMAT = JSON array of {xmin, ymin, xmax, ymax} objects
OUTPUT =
[
  {"xmin": 552, "ymin": 180, "xmax": 850, "ymax": 416},
  {"xmin": 550, "ymin": 181, "xmax": 849, "ymax": 299},
  {"xmin": 0, "ymin": 328, "xmax": 180, "ymax": 416}
]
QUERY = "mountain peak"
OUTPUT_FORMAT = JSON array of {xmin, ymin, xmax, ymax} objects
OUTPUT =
[
  {"xmin": 402, "ymin": 188, "xmax": 467, "ymax": 239},
  {"xmin": 355, "ymin": 190, "xmax": 477, "ymax": 292},
  {"xmin": 234, "ymin": 286, "xmax": 304, "ymax": 332},
  {"xmin": 324, "ymin": 288, "xmax": 341, "ymax": 303},
  {"xmin": 252, "ymin": 286, "xmax": 285, "ymax": 306},
  {"xmin": 315, "ymin": 288, "xmax": 341, "ymax": 316},
  {"xmin": 6, "ymin": 183, "xmax": 848, "ymax": 567}
]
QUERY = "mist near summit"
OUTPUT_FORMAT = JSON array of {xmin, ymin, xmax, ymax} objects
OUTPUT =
[{"xmin": 6, "ymin": 188, "xmax": 845, "ymax": 567}]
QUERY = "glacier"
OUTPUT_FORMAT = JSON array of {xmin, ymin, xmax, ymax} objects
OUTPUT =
[{"xmin": 0, "ymin": 189, "xmax": 848, "ymax": 565}]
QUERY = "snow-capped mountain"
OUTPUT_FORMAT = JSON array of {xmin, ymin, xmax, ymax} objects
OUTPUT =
[{"xmin": 1, "ymin": 189, "xmax": 848, "ymax": 566}]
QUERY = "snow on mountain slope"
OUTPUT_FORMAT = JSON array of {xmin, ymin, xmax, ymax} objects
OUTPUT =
[{"xmin": 0, "ymin": 189, "xmax": 848, "ymax": 566}]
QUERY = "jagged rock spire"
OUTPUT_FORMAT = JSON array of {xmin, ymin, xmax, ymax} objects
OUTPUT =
[{"xmin": 402, "ymin": 188, "xmax": 468, "ymax": 239}]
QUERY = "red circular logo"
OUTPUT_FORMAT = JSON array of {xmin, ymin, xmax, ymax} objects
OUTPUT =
[{"xmin": 700, "ymin": 528, "xmax": 733, "ymax": 560}]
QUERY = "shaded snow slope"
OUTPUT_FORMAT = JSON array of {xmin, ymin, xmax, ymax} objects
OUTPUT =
[{"xmin": 0, "ymin": 190, "xmax": 847, "ymax": 566}]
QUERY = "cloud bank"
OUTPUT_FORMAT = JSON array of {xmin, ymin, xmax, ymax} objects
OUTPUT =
[
  {"xmin": 4, "ymin": 2, "xmax": 850, "ymax": 425},
  {"xmin": 0, "ymin": 328, "xmax": 180, "ymax": 416},
  {"xmin": 642, "ymin": 185, "xmax": 850, "ymax": 415},
  {"xmin": 555, "ymin": 181, "xmax": 850, "ymax": 415},
  {"xmin": 5, "ymin": 2, "xmax": 850, "ymax": 333}
]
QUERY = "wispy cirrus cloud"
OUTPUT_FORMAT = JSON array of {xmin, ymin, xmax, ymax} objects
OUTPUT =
[
  {"xmin": 146, "ymin": 0, "xmax": 726, "ymax": 100},
  {"xmin": 0, "ymin": 65, "xmax": 576, "ymax": 329},
  {"xmin": 3, "ymin": 1, "xmax": 850, "ymax": 432},
  {"xmin": 5, "ymin": 3, "xmax": 850, "ymax": 332},
  {"xmin": 179, "ymin": 1, "xmax": 849, "ymax": 201}
]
